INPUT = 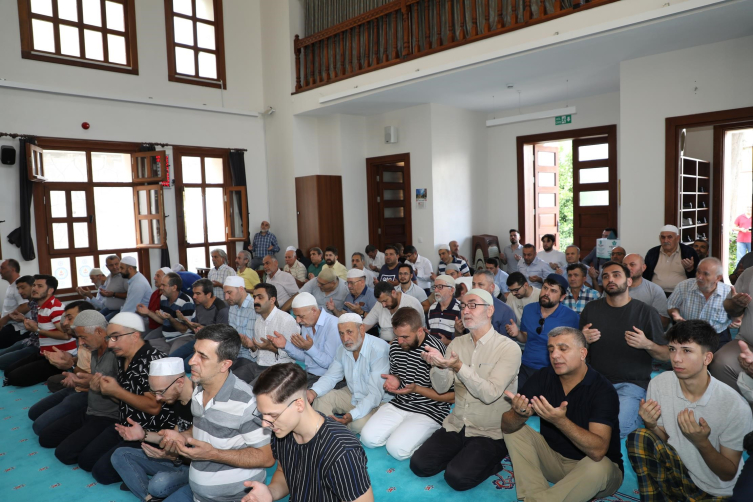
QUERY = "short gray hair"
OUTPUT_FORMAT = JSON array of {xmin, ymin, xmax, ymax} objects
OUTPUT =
[
  {"xmin": 211, "ymin": 248, "xmax": 229, "ymax": 263},
  {"xmin": 352, "ymin": 252, "xmax": 366, "ymax": 261},
  {"xmin": 473, "ymin": 269, "xmax": 495, "ymax": 282},
  {"xmin": 565, "ymin": 245, "xmax": 580, "ymax": 254},
  {"xmin": 699, "ymin": 257, "xmax": 723, "ymax": 276},
  {"xmin": 238, "ymin": 250, "xmax": 252, "ymax": 263},
  {"xmin": 548, "ymin": 326, "xmax": 588, "ymax": 349},
  {"xmin": 105, "ymin": 254, "xmax": 119, "ymax": 262}
]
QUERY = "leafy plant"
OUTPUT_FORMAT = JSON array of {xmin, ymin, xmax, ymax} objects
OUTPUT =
[{"xmin": 559, "ymin": 145, "xmax": 574, "ymax": 247}]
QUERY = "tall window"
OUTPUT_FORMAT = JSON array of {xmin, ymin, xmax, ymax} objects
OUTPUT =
[
  {"xmin": 18, "ymin": 0, "xmax": 138, "ymax": 74},
  {"xmin": 164, "ymin": 0, "xmax": 227, "ymax": 89}
]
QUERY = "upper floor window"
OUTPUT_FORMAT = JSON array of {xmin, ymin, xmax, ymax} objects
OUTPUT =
[
  {"xmin": 18, "ymin": 0, "xmax": 139, "ymax": 74},
  {"xmin": 164, "ymin": 0, "xmax": 226, "ymax": 89}
]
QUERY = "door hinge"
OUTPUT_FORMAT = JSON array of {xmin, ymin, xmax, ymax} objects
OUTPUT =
[
  {"xmin": 376, "ymin": 176, "xmax": 380, "ymax": 182},
  {"xmin": 378, "ymin": 228, "xmax": 381, "ymax": 235},
  {"xmin": 377, "ymin": 196, "xmax": 380, "ymax": 203}
]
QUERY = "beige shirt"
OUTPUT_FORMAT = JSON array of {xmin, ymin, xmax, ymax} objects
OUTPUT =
[
  {"xmin": 430, "ymin": 327, "xmax": 522, "ymax": 439},
  {"xmin": 652, "ymin": 247, "xmax": 687, "ymax": 293},
  {"xmin": 506, "ymin": 287, "xmax": 541, "ymax": 323},
  {"xmin": 284, "ymin": 260, "xmax": 307, "ymax": 283},
  {"xmin": 326, "ymin": 261, "xmax": 348, "ymax": 280}
]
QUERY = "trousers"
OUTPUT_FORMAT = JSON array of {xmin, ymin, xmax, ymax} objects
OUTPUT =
[
  {"xmin": 111, "ymin": 447, "xmax": 190, "ymax": 501},
  {"xmin": 4, "ymin": 352, "xmax": 63, "ymax": 386},
  {"xmin": 312, "ymin": 387, "xmax": 380, "ymax": 434},
  {"xmin": 359, "ymin": 403, "xmax": 441, "ymax": 460},
  {"xmin": 29, "ymin": 386, "xmax": 88, "ymax": 436}
]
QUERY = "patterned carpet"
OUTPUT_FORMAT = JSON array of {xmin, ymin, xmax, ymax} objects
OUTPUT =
[{"xmin": 0, "ymin": 381, "xmax": 643, "ymax": 502}]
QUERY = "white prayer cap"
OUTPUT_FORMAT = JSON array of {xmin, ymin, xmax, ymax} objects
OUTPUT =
[
  {"xmin": 465, "ymin": 288, "xmax": 493, "ymax": 306},
  {"xmin": 172, "ymin": 264, "xmax": 185, "ymax": 272},
  {"xmin": 121, "ymin": 256, "xmax": 137, "ymax": 267},
  {"xmin": 438, "ymin": 244, "xmax": 451, "ymax": 251},
  {"xmin": 150, "ymin": 357, "xmax": 185, "ymax": 377},
  {"xmin": 89, "ymin": 268, "xmax": 104, "ymax": 276},
  {"xmin": 159, "ymin": 267, "xmax": 172, "ymax": 275},
  {"xmin": 659, "ymin": 224, "xmax": 679, "ymax": 234},
  {"xmin": 109, "ymin": 312, "xmax": 145, "ymax": 332},
  {"xmin": 455, "ymin": 276, "xmax": 472, "ymax": 289},
  {"xmin": 224, "ymin": 276, "xmax": 245, "ymax": 288},
  {"xmin": 347, "ymin": 268, "xmax": 366, "ymax": 279},
  {"xmin": 434, "ymin": 274, "xmax": 455, "ymax": 288},
  {"xmin": 292, "ymin": 292, "xmax": 318, "ymax": 308},
  {"xmin": 72, "ymin": 309, "xmax": 107, "ymax": 329},
  {"xmin": 446, "ymin": 263, "xmax": 461, "ymax": 272},
  {"xmin": 286, "ymin": 246, "xmax": 297, "ymax": 252},
  {"xmin": 338, "ymin": 313, "xmax": 363, "ymax": 325}
]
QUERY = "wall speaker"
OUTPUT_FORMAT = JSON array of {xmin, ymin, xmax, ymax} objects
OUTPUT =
[
  {"xmin": 1, "ymin": 146, "xmax": 16, "ymax": 165},
  {"xmin": 384, "ymin": 126, "xmax": 398, "ymax": 144}
]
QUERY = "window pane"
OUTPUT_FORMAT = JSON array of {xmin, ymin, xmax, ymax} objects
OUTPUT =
[
  {"xmin": 84, "ymin": 29, "xmax": 104, "ymax": 60},
  {"xmin": 184, "ymin": 188, "xmax": 205, "ymax": 244},
  {"xmin": 537, "ymin": 151, "xmax": 555, "ymax": 166},
  {"xmin": 206, "ymin": 187, "xmax": 225, "ymax": 243},
  {"xmin": 71, "ymin": 191, "xmax": 87, "ymax": 217},
  {"xmin": 32, "ymin": 19, "xmax": 55, "ymax": 53},
  {"xmin": 538, "ymin": 193, "xmax": 556, "ymax": 208},
  {"xmin": 174, "ymin": 17, "xmax": 194, "ymax": 46},
  {"xmin": 59, "ymin": 24, "xmax": 80, "ymax": 57},
  {"xmin": 383, "ymin": 190, "xmax": 404, "ymax": 201},
  {"xmin": 205, "ymin": 158, "xmax": 223, "ymax": 184},
  {"xmin": 94, "ymin": 187, "xmax": 137, "ymax": 249},
  {"xmin": 578, "ymin": 167, "xmax": 609, "ymax": 184},
  {"xmin": 580, "ymin": 190, "xmax": 609, "ymax": 206},
  {"xmin": 538, "ymin": 172, "xmax": 556, "ymax": 187},
  {"xmin": 228, "ymin": 191, "xmax": 244, "ymax": 239},
  {"xmin": 50, "ymin": 257, "xmax": 73, "ymax": 290},
  {"xmin": 82, "ymin": 0, "xmax": 102, "ymax": 26},
  {"xmin": 198, "ymin": 52, "xmax": 217, "ymax": 79},
  {"xmin": 384, "ymin": 207, "xmax": 404, "ymax": 218},
  {"xmin": 73, "ymin": 222, "xmax": 89, "ymax": 248},
  {"xmin": 578, "ymin": 143, "xmax": 608, "ymax": 161},
  {"xmin": 173, "ymin": 0, "xmax": 192, "ymax": 16},
  {"xmin": 149, "ymin": 189, "xmax": 159, "ymax": 215},
  {"xmin": 57, "ymin": 0, "xmax": 78, "ymax": 21},
  {"xmin": 196, "ymin": 0, "xmax": 214, "ymax": 21},
  {"xmin": 151, "ymin": 219, "xmax": 162, "ymax": 246},
  {"xmin": 196, "ymin": 22, "xmax": 215, "ymax": 50},
  {"xmin": 52, "ymin": 223, "xmax": 69, "ymax": 249},
  {"xmin": 182, "ymin": 157, "xmax": 202, "ymax": 183},
  {"xmin": 105, "ymin": 1, "xmax": 125, "ymax": 31},
  {"xmin": 43, "ymin": 150, "xmax": 88, "ymax": 182},
  {"xmin": 76, "ymin": 256, "xmax": 95, "ymax": 287},
  {"xmin": 92, "ymin": 152, "xmax": 132, "ymax": 182},
  {"xmin": 50, "ymin": 191, "xmax": 67, "ymax": 218},
  {"xmin": 175, "ymin": 47, "xmax": 195, "ymax": 75},
  {"xmin": 138, "ymin": 190, "xmax": 147, "ymax": 215},
  {"xmin": 382, "ymin": 171, "xmax": 403, "ymax": 183},
  {"xmin": 140, "ymin": 220, "xmax": 149, "ymax": 245},
  {"xmin": 31, "ymin": 0, "xmax": 53, "ymax": 16},
  {"xmin": 107, "ymin": 34, "xmax": 126, "ymax": 64},
  {"xmin": 186, "ymin": 247, "xmax": 207, "ymax": 274},
  {"xmin": 135, "ymin": 154, "xmax": 163, "ymax": 179}
]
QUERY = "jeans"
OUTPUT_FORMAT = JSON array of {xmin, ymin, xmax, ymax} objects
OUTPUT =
[
  {"xmin": 614, "ymin": 382, "xmax": 646, "ymax": 439},
  {"xmin": 111, "ymin": 447, "xmax": 190, "ymax": 502},
  {"xmin": 731, "ymin": 454, "xmax": 753, "ymax": 501},
  {"xmin": 99, "ymin": 308, "xmax": 120, "ymax": 321},
  {"xmin": 0, "ymin": 341, "xmax": 36, "ymax": 370},
  {"xmin": 738, "ymin": 242, "xmax": 752, "ymax": 266},
  {"xmin": 29, "ymin": 387, "xmax": 88, "ymax": 436}
]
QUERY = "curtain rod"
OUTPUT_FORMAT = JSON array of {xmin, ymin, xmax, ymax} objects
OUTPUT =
[{"xmin": 0, "ymin": 133, "xmax": 247, "ymax": 152}]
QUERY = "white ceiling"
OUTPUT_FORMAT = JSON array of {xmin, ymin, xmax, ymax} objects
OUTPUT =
[{"xmin": 302, "ymin": 0, "xmax": 753, "ymax": 116}]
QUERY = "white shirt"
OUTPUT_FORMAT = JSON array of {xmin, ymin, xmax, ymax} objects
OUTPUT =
[
  {"xmin": 266, "ymin": 270, "xmax": 300, "ymax": 306},
  {"xmin": 252, "ymin": 307, "xmax": 298, "ymax": 367},
  {"xmin": 2, "ymin": 278, "xmax": 28, "ymax": 332},
  {"xmin": 407, "ymin": 254, "xmax": 434, "ymax": 290},
  {"xmin": 395, "ymin": 282, "xmax": 428, "ymax": 304},
  {"xmin": 538, "ymin": 249, "xmax": 567, "ymax": 271},
  {"xmin": 366, "ymin": 251, "xmax": 385, "ymax": 271},
  {"xmin": 364, "ymin": 292, "xmax": 425, "ymax": 341}
]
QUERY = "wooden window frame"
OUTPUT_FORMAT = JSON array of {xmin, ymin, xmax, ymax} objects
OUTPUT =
[
  {"xmin": 17, "ymin": 0, "xmax": 139, "ymax": 75},
  {"xmin": 164, "ymin": 0, "xmax": 227, "ymax": 89},
  {"xmin": 134, "ymin": 185, "xmax": 167, "ymax": 249},
  {"xmin": 225, "ymin": 185, "xmax": 248, "ymax": 242},
  {"xmin": 44, "ymin": 183, "xmax": 96, "ymax": 256},
  {"xmin": 27, "ymin": 143, "xmax": 47, "ymax": 181},
  {"xmin": 132, "ymin": 150, "xmax": 169, "ymax": 183}
]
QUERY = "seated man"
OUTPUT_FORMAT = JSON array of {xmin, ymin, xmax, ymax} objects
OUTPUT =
[
  {"xmin": 553, "ymin": 245, "xmax": 581, "ymax": 277},
  {"xmin": 517, "ymin": 244, "xmax": 555, "ymax": 289},
  {"xmin": 624, "ymin": 253, "xmax": 671, "ymax": 329},
  {"xmin": 246, "ymin": 363, "xmax": 373, "ymax": 502},
  {"xmin": 307, "ymin": 247, "xmax": 325, "ymax": 279},
  {"xmin": 505, "ymin": 272, "xmax": 541, "ymax": 324},
  {"xmin": 628, "ymin": 320, "xmax": 752, "ymax": 500},
  {"xmin": 404, "ymin": 245, "xmax": 433, "ymax": 295},
  {"xmin": 377, "ymin": 245, "xmax": 402, "ymax": 286},
  {"xmin": 141, "ymin": 272, "xmax": 196, "ymax": 355},
  {"xmin": 360, "ymin": 308, "xmax": 454, "ymax": 460},
  {"xmin": 449, "ymin": 240, "xmax": 468, "ymax": 263},
  {"xmin": 328, "ymin": 268, "xmax": 377, "ymax": 319},
  {"xmin": 502, "ymin": 326, "xmax": 623, "ymax": 502},
  {"xmin": 561, "ymin": 263, "xmax": 600, "ymax": 314},
  {"xmin": 411, "ymin": 289, "xmax": 521, "ymax": 491},
  {"xmin": 395, "ymin": 263, "xmax": 430, "ymax": 313},
  {"xmin": 143, "ymin": 267, "xmax": 171, "ymax": 332},
  {"xmin": 588, "ymin": 246, "xmax": 627, "ymax": 294},
  {"xmin": 236, "ymin": 249, "xmax": 261, "ymax": 293},
  {"xmin": 323, "ymin": 246, "xmax": 348, "ymax": 280},
  {"xmin": 0, "ymin": 275, "xmax": 36, "ymax": 370},
  {"xmin": 539, "ymin": 234, "xmax": 567, "ymax": 272},
  {"xmin": 365, "ymin": 244, "xmax": 385, "ymax": 273},
  {"xmin": 283, "ymin": 246, "xmax": 307, "ymax": 287},
  {"xmin": 693, "ymin": 238, "xmax": 709, "ymax": 260},
  {"xmin": 350, "ymin": 252, "xmax": 378, "ymax": 285},
  {"xmin": 644, "ymin": 224, "xmax": 699, "ymax": 295},
  {"xmin": 0, "ymin": 259, "xmax": 31, "ymax": 349},
  {"xmin": 263, "ymin": 256, "xmax": 300, "ymax": 311},
  {"xmin": 472, "ymin": 269, "xmax": 517, "ymax": 338},
  {"xmin": 308, "ymin": 313, "xmax": 391, "ymax": 434},
  {"xmin": 208, "ymin": 249, "xmax": 237, "ymax": 299},
  {"xmin": 364, "ymin": 281, "xmax": 425, "ymax": 342},
  {"xmin": 485, "ymin": 258, "xmax": 510, "ymax": 300},
  {"xmin": 78, "ymin": 258, "xmax": 128, "ymax": 319},
  {"xmin": 506, "ymin": 275, "xmax": 580, "ymax": 389},
  {"xmin": 300, "ymin": 267, "xmax": 348, "ymax": 314},
  {"xmin": 268, "ymin": 292, "xmax": 341, "ymax": 386},
  {"xmin": 435, "ymin": 244, "xmax": 470, "ymax": 277},
  {"xmin": 427, "ymin": 275, "xmax": 463, "ymax": 346},
  {"xmin": 120, "ymin": 256, "xmax": 155, "ymax": 316}
]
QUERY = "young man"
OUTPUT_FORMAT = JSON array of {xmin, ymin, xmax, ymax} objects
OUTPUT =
[
  {"xmin": 628, "ymin": 320, "xmax": 753, "ymax": 500},
  {"xmin": 364, "ymin": 281, "xmax": 425, "ymax": 342},
  {"xmin": 485, "ymin": 257, "xmax": 510, "ymax": 299},
  {"xmin": 427, "ymin": 275, "xmax": 463, "ymax": 346},
  {"xmin": 693, "ymin": 239, "xmax": 709, "ymax": 260},
  {"xmin": 539, "ymin": 234, "xmax": 567, "ymax": 272},
  {"xmin": 623, "ymin": 253, "xmax": 670, "ymax": 329},
  {"xmin": 404, "ymin": 245, "xmax": 434, "ymax": 295},
  {"xmin": 323, "ymin": 246, "xmax": 348, "ymax": 280},
  {"xmin": 307, "ymin": 247, "xmax": 325, "ymax": 279},
  {"xmin": 244, "ymin": 363, "xmax": 374, "ymax": 502},
  {"xmin": 500, "ymin": 229, "xmax": 524, "ymax": 274},
  {"xmin": 140, "ymin": 272, "xmax": 196, "ymax": 355},
  {"xmin": 502, "ymin": 326, "xmax": 623, "ymax": 502},
  {"xmin": 377, "ymin": 245, "xmax": 402, "ymax": 285},
  {"xmin": 395, "ymin": 262, "xmax": 430, "ymax": 313},
  {"xmin": 506, "ymin": 272, "xmax": 541, "ymax": 324},
  {"xmin": 561, "ymin": 263, "xmax": 600, "ymax": 314}
]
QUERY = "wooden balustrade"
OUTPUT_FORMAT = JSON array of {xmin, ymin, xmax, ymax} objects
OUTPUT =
[{"xmin": 293, "ymin": 0, "xmax": 618, "ymax": 93}]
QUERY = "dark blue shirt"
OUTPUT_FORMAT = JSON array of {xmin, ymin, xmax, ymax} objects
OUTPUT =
[
  {"xmin": 492, "ymin": 296, "xmax": 517, "ymax": 339},
  {"xmin": 520, "ymin": 302, "xmax": 580, "ymax": 369},
  {"xmin": 177, "ymin": 271, "xmax": 201, "ymax": 297}
]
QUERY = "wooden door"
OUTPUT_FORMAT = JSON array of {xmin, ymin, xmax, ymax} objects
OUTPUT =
[
  {"xmin": 534, "ymin": 145, "xmax": 560, "ymax": 249},
  {"xmin": 366, "ymin": 154, "xmax": 412, "ymax": 250},
  {"xmin": 295, "ymin": 175, "xmax": 345, "ymax": 256}
]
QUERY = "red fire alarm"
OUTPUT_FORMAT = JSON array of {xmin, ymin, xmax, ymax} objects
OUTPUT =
[{"xmin": 81, "ymin": 122, "xmax": 90, "ymax": 130}]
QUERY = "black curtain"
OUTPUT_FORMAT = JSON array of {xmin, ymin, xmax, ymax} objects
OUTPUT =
[
  {"xmin": 229, "ymin": 150, "xmax": 250, "ymax": 250},
  {"xmin": 8, "ymin": 137, "xmax": 37, "ymax": 261},
  {"xmin": 139, "ymin": 143, "xmax": 171, "ymax": 268}
]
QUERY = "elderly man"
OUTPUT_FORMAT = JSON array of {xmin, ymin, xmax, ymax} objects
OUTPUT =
[
  {"xmin": 500, "ymin": 229, "xmax": 524, "ymax": 274},
  {"xmin": 308, "ymin": 313, "xmax": 392, "ymax": 433},
  {"xmin": 562, "ymin": 263, "xmax": 600, "ymax": 314},
  {"xmin": 307, "ymin": 247, "xmax": 325, "ymax": 279},
  {"xmin": 120, "ymin": 256, "xmax": 153, "ymax": 315},
  {"xmin": 248, "ymin": 220, "xmax": 280, "ymax": 270},
  {"xmin": 395, "ymin": 262, "xmax": 430, "ymax": 313},
  {"xmin": 623, "ymin": 253, "xmax": 671, "ymax": 329},
  {"xmin": 139, "ymin": 272, "xmax": 196, "ymax": 355},
  {"xmin": 411, "ymin": 289, "xmax": 522, "ymax": 491},
  {"xmin": 351, "ymin": 251, "xmax": 378, "ymax": 285},
  {"xmin": 502, "ymin": 327, "xmax": 623, "ymax": 502},
  {"xmin": 263, "ymin": 255, "xmax": 300, "ymax": 311},
  {"xmin": 322, "ymin": 246, "xmax": 348, "ymax": 280},
  {"xmin": 539, "ymin": 234, "xmax": 567, "ymax": 272},
  {"xmin": 435, "ymin": 244, "xmax": 470, "ymax": 277},
  {"xmin": 365, "ymin": 281, "xmax": 425, "ymax": 342},
  {"xmin": 378, "ymin": 245, "xmax": 402, "ymax": 285},
  {"xmin": 300, "ymin": 267, "xmax": 348, "ymax": 314},
  {"xmin": 427, "ymin": 275, "xmax": 462, "ymax": 346},
  {"xmin": 222, "ymin": 276, "xmax": 258, "ymax": 384},
  {"xmin": 506, "ymin": 272, "xmax": 541, "ymax": 324},
  {"xmin": 473, "ymin": 269, "xmax": 516, "ymax": 335},
  {"xmin": 554, "ymin": 245, "xmax": 581, "ymax": 275},
  {"xmin": 365, "ymin": 244, "xmax": 385, "ymax": 272},
  {"xmin": 78, "ymin": 256, "xmax": 128, "ymax": 319},
  {"xmin": 485, "ymin": 258, "xmax": 509, "ymax": 299},
  {"xmin": 404, "ymin": 245, "xmax": 434, "ymax": 295},
  {"xmin": 236, "ymin": 249, "xmax": 261, "ymax": 293},
  {"xmin": 449, "ymin": 240, "xmax": 468, "ymax": 262},
  {"xmin": 644, "ymin": 224, "xmax": 699, "ymax": 295},
  {"xmin": 143, "ymin": 267, "xmax": 171, "ymax": 331},
  {"xmin": 0, "ymin": 259, "xmax": 31, "ymax": 348},
  {"xmin": 518, "ymin": 244, "xmax": 556, "ymax": 289},
  {"xmin": 283, "ymin": 246, "xmax": 307, "ymax": 287},
  {"xmin": 329, "ymin": 268, "xmax": 377, "ymax": 320},
  {"xmin": 360, "ymin": 307, "xmax": 454, "ymax": 460},
  {"xmin": 208, "ymin": 249, "xmax": 237, "ymax": 299}
]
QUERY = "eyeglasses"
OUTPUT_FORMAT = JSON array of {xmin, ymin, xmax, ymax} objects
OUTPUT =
[
  {"xmin": 346, "ymin": 279, "xmax": 364, "ymax": 286},
  {"xmin": 432, "ymin": 284, "xmax": 453, "ymax": 291},
  {"xmin": 536, "ymin": 317, "xmax": 545, "ymax": 335},
  {"xmin": 104, "ymin": 331, "xmax": 138, "ymax": 342},
  {"xmin": 251, "ymin": 397, "xmax": 301, "ymax": 429},
  {"xmin": 149, "ymin": 376, "xmax": 181, "ymax": 396},
  {"xmin": 508, "ymin": 285, "xmax": 524, "ymax": 294},
  {"xmin": 459, "ymin": 302, "xmax": 489, "ymax": 311}
]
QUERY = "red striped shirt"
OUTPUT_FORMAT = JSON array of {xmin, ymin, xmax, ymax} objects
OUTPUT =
[{"xmin": 37, "ymin": 295, "xmax": 76, "ymax": 354}]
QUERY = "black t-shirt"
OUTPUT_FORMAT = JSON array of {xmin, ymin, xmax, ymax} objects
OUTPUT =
[
  {"xmin": 271, "ymin": 415, "xmax": 371, "ymax": 502},
  {"xmin": 173, "ymin": 398, "xmax": 193, "ymax": 432},
  {"xmin": 520, "ymin": 365, "xmax": 623, "ymax": 474},
  {"xmin": 579, "ymin": 297, "xmax": 665, "ymax": 389}
]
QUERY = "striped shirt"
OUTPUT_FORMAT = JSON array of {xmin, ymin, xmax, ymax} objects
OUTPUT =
[
  {"xmin": 562, "ymin": 284, "xmax": 601, "ymax": 314},
  {"xmin": 159, "ymin": 292, "xmax": 196, "ymax": 339},
  {"xmin": 37, "ymin": 295, "xmax": 75, "ymax": 354},
  {"xmin": 437, "ymin": 256, "xmax": 470, "ymax": 276},
  {"xmin": 252, "ymin": 307, "xmax": 297, "ymax": 367},
  {"xmin": 208, "ymin": 264, "xmax": 236, "ymax": 300},
  {"xmin": 190, "ymin": 372, "xmax": 271, "ymax": 502},
  {"xmin": 427, "ymin": 298, "xmax": 461, "ymax": 342},
  {"xmin": 272, "ymin": 415, "xmax": 371, "ymax": 502},
  {"xmin": 388, "ymin": 334, "xmax": 452, "ymax": 424},
  {"xmin": 228, "ymin": 293, "xmax": 257, "ymax": 360}
]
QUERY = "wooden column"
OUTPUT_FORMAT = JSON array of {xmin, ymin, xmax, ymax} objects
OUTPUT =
[
  {"xmin": 436, "ymin": 0, "xmax": 443, "ymax": 46},
  {"xmin": 471, "ymin": 0, "xmax": 478, "ymax": 36},
  {"xmin": 458, "ymin": 0, "xmax": 466, "ymax": 40},
  {"xmin": 294, "ymin": 36, "xmax": 302, "ymax": 91},
  {"xmin": 447, "ymin": 0, "xmax": 455, "ymax": 42},
  {"xmin": 483, "ymin": 0, "xmax": 490, "ymax": 32}
]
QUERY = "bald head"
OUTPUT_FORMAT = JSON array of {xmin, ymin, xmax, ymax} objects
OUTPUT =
[{"xmin": 623, "ymin": 253, "xmax": 646, "ymax": 280}]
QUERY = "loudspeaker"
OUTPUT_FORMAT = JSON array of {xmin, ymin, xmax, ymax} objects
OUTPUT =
[
  {"xmin": 1, "ymin": 146, "xmax": 16, "ymax": 165},
  {"xmin": 384, "ymin": 126, "xmax": 398, "ymax": 144}
]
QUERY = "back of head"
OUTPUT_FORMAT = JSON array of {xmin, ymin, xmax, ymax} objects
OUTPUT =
[
  {"xmin": 374, "ymin": 281, "xmax": 394, "ymax": 298},
  {"xmin": 253, "ymin": 363, "xmax": 308, "ymax": 403},
  {"xmin": 65, "ymin": 300, "xmax": 95, "ymax": 313},
  {"xmin": 196, "ymin": 324, "xmax": 241, "ymax": 363}
]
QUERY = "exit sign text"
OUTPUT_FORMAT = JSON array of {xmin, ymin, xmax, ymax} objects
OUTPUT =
[{"xmin": 555, "ymin": 115, "xmax": 572, "ymax": 126}]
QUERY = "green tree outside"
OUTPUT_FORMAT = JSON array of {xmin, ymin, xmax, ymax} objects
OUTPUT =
[{"xmin": 559, "ymin": 144, "xmax": 574, "ymax": 248}]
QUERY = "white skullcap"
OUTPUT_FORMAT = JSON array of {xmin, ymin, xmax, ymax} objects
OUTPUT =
[
  {"xmin": 89, "ymin": 268, "xmax": 104, "ymax": 275},
  {"xmin": 292, "ymin": 292, "xmax": 318, "ymax": 308},
  {"xmin": 172, "ymin": 264, "xmax": 185, "ymax": 272},
  {"xmin": 109, "ymin": 312, "xmax": 145, "ymax": 332},
  {"xmin": 224, "ymin": 276, "xmax": 245, "ymax": 287},
  {"xmin": 121, "ymin": 256, "xmax": 137, "ymax": 267},
  {"xmin": 150, "ymin": 357, "xmax": 185, "ymax": 377},
  {"xmin": 338, "ymin": 313, "xmax": 363, "ymax": 325},
  {"xmin": 438, "ymin": 244, "xmax": 450, "ymax": 251},
  {"xmin": 347, "ymin": 268, "xmax": 366, "ymax": 279},
  {"xmin": 159, "ymin": 267, "xmax": 172, "ymax": 275},
  {"xmin": 660, "ymin": 224, "xmax": 679, "ymax": 234},
  {"xmin": 286, "ymin": 246, "xmax": 297, "ymax": 252},
  {"xmin": 465, "ymin": 288, "xmax": 493, "ymax": 306},
  {"xmin": 446, "ymin": 263, "xmax": 461, "ymax": 272},
  {"xmin": 455, "ymin": 276, "xmax": 472, "ymax": 289},
  {"xmin": 434, "ymin": 274, "xmax": 455, "ymax": 287}
]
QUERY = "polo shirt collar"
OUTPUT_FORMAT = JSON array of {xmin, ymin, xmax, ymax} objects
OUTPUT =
[
  {"xmin": 352, "ymin": 286, "xmax": 369, "ymax": 301},
  {"xmin": 661, "ymin": 246, "xmax": 680, "ymax": 258},
  {"xmin": 39, "ymin": 295, "xmax": 57, "ymax": 310},
  {"xmin": 213, "ymin": 372, "xmax": 237, "ymax": 403},
  {"xmin": 673, "ymin": 371, "xmax": 716, "ymax": 406},
  {"xmin": 437, "ymin": 297, "xmax": 458, "ymax": 312}
]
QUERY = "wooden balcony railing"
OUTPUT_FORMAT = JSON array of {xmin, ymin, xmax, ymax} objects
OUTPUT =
[{"xmin": 293, "ymin": 0, "xmax": 618, "ymax": 93}]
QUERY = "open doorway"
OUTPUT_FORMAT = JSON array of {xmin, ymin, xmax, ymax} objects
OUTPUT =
[{"xmin": 721, "ymin": 128, "xmax": 753, "ymax": 274}]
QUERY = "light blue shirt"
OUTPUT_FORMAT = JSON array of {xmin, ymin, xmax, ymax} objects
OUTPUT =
[
  {"xmin": 517, "ymin": 257, "xmax": 555, "ymax": 288},
  {"xmin": 668, "ymin": 279, "xmax": 732, "ymax": 334},
  {"xmin": 284, "ymin": 310, "xmax": 341, "ymax": 376},
  {"xmin": 228, "ymin": 293, "xmax": 257, "ymax": 360},
  {"xmin": 310, "ymin": 332, "xmax": 392, "ymax": 421},
  {"xmin": 493, "ymin": 269, "xmax": 510, "ymax": 294},
  {"xmin": 121, "ymin": 272, "xmax": 153, "ymax": 313}
]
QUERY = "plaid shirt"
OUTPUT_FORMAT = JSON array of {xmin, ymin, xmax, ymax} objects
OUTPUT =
[
  {"xmin": 228, "ymin": 292, "xmax": 257, "ymax": 360},
  {"xmin": 667, "ymin": 278, "xmax": 732, "ymax": 333},
  {"xmin": 252, "ymin": 231, "xmax": 280, "ymax": 258},
  {"xmin": 562, "ymin": 285, "xmax": 600, "ymax": 314},
  {"xmin": 208, "ymin": 263, "xmax": 236, "ymax": 299}
]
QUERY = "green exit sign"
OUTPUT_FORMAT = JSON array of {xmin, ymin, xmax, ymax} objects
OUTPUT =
[{"xmin": 555, "ymin": 115, "xmax": 572, "ymax": 126}]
